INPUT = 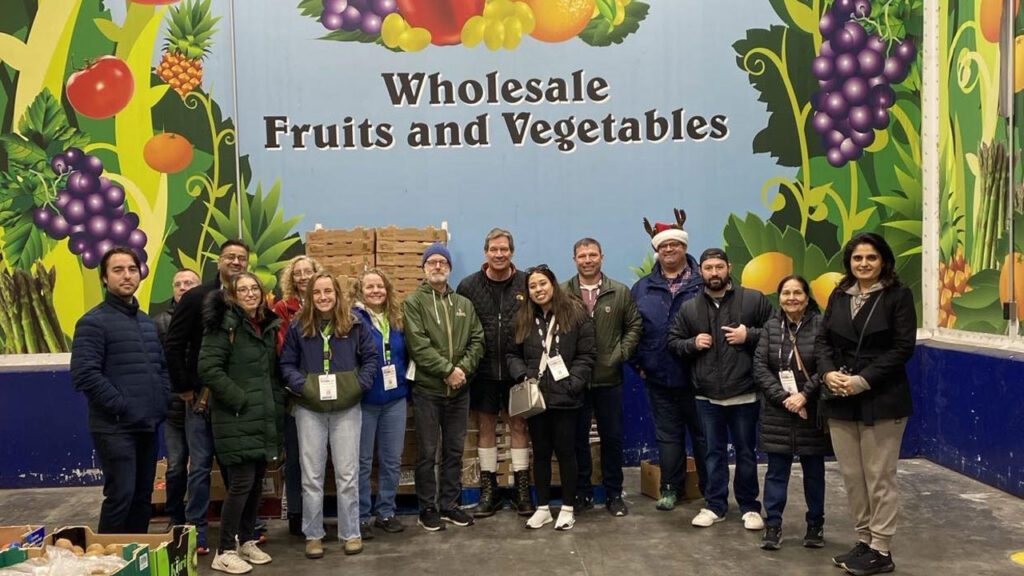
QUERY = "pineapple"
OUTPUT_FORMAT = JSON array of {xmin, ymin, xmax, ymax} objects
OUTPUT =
[
  {"xmin": 938, "ymin": 245, "xmax": 972, "ymax": 328},
  {"xmin": 156, "ymin": 0, "xmax": 219, "ymax": 97}
]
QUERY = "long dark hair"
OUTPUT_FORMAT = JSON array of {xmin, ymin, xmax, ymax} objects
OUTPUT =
[
  {"xmin": 514, "ymin": 265, "xmax": 586, "ymax": 344},
  {"xmin": 776, "ymin": 274, "xmax": 820, "ymax": 314},
  {"xmin": 838, "ymin": 232, "xmax": 900, "ymax": 290}
]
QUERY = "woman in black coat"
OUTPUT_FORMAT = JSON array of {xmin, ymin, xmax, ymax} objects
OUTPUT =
[
  {"xmin": 507, "ymin": 265, "xmax": 596, "ymax": 532},
  {"xmin": 816, "ymin": 233, "xmax": 916, "ymax": 576},
  {"xmin": 753, "ymin": 275, "xmax": 831, "ymax": 551}
]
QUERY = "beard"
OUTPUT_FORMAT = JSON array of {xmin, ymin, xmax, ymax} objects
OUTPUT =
[{"xmin": 705, "ymin": 276, "xmax": 727, "ymax": 290}]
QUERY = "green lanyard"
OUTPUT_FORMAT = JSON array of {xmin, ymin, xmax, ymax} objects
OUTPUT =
[
  {"xmin": 320, "ymin": 323, "xmax": 332, "ymax": 374},
  {"xmin": 371, "ymin": 310, "xmax": 391, "ymax": 364}
]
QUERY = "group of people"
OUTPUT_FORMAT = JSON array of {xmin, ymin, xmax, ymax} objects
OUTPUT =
[{"xmin": 69, "ymin": 220, "xmax": 916, "ymax": 576}]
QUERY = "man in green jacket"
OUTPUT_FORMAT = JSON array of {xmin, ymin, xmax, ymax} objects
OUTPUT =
[
  {"xmin": 403, "ymin": 243, "xmax": 485, "ymax": 532},
  {"xmin": 563, "ymin": 238, "xmax": 643, "ymax": 517}
]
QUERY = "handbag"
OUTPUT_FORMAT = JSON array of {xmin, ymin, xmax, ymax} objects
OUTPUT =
[{"xmin": 509, "ymin": 316, "xmax": 556, "ymax": 419}]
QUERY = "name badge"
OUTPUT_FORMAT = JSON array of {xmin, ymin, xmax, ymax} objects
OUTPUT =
[
  {"xmin": 779, "ymin": 370, "xmax": 798, "ymax": 395},
  {"xmin": 319, "ymin": 374, "xmax": 338, "ymax": 401},
  {"xmin": 547, "ymin": 354, "xmax": 570, "ymax": 381},
  {"xmin": 383, "ymin": 364, "xmax": 398, "ymax": 390},
  {"xmin": 405, "ymin": 360, "xmax": 416, "ymax": 381}
]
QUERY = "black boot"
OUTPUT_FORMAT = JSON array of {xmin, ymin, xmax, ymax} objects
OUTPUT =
[
  {"xmin": 514, "ymin": 470, "xmax": 535, "ymax": 516},
  {"xmin": 473, "ymin": 472, "xmax": 498, "ymax": 518}
]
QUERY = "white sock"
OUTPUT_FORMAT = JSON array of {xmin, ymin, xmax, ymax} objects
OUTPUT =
[
  {"xmin": 511, "ymin": 448, "xmax": 531, "ymax": 472},
  {"xmin": 526, "ymin": 506, "xmax": 552, "ymax": 528},
  {"xmin": 555, "ymin": 506, "xmax": 575, "ymax": 529},
  {"xmin": 560, "ymin": 505, "xmax": 574, "ymax": 515},
  {"xmin": 479, "ymin": 447, "xmax": 498, "ymax": 473}
]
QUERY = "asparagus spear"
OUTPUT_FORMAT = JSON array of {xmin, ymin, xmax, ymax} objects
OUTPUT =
[
  {"xmin": 14, "ymin": 270, "xmax": 39, "ymax": 354},
  {"xmin": 0, "ymin": 272, "xmax": 17, "ymax": 354},
  {"xmin": 34, "ymin": 263, "xmax": 67, "ymax": 352},
  {"xmin": 1, "ymin": 273, "xmax": 26, "ymax": 354},
  {"xmin": 27, "ymin": 267, "xmax": 62, "ymax": 352}
]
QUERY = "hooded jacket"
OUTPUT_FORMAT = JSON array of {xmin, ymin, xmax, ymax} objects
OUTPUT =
[
  {"xmin": 197, "ymin": 296, "xmax": 283, "ymax": 466},
  {"xmin": 278, "ymin": 311, "xmax": 379, "ymax": 412},
  {"xmin": 71, "ymin": 292, "xmax": 171, "ymax": 434},
  {"xmin": 564, "ymin": 274, "xmax": 643, "ymax": 388},
  {"xmin": 403, "ymin": 282, "xmax": 486, "ymax": 398},
  {"xmin": 629, "ymin": 257, "xmax": 704, "ymax": 388},
  {"xmin": 667, "ymin": 283, "xmax": 773, "ymax": 400}
]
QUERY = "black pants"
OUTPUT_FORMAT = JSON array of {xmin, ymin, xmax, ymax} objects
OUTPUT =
[
  {"xmin": 284, "ymin": 412, "xmax": 302, "ymax": 520},
  {"xmin": 93, "ymin": 430, "xmax": 158, "ymax": 534},
  {"xmin": 219, "ymin": 460, "xmax": 266, "ymax": 552},
  {"xmin": 528, "ymin": 408, "xmax": 578, "ymax": 506},
  {"xmin": 575, "ymin": 385, "xmax": 624, "ymax": 498},
  {"xmin": 412, "ymin": 389, "xmax": 469, "ymax": 512},
  {"xmin": 646, "ymin": 382, "xmax": 708, "ymax": 495}
]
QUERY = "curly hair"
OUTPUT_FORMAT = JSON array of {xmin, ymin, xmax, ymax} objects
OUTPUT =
[
  {"xmin": 298, "ymin": 272, "xmax": 354, "ymax": 338},
  {"xmin": 352, "ymin": 268, "xmax": 404, "ymax": 331},
  {"xmin": 278, "ymin": 255, "xmax": 323, "ymax": 300}
]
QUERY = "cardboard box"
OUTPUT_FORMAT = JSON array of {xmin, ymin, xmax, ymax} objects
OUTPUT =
[
  {"xmin": 48, "ymin": 525, "xmax": 197, "ymax": 576},
  {"xmin": 152, "ymin": 459, "xmax": 168, "ymax": 505},
  {"xmin": 0, "ymin": 525, "xmax": 45, "ymax": 568},
  {"xmin": 640, "ymin": 458, "xmax": 701, "ymax": 501}
]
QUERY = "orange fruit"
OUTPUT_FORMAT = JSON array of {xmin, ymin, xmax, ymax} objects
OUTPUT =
[
  {"xmin": 980, "ymin": 0, "xmax": 1020, "ymax": 43},
  {"xmin": 1016, "ymin": 36, "xmax": 1024, "ymax": 92},
  {"xmin": 740, "ymin": 252, "xmax": 793, "ymax": 295},
  {"xmin": 523, "ymin": 0, "xmax": 596, "ymax": 43},
  {"xmin": 144, "ymin": 133, "xmax": 194, "ymax": 174},
  {"xmin": 999, "ymin": 253, "xmax": 1024, "ymax": 320},
  {"xmin": 810, "ymin": 271, "xmax": 844, "ymax": 307}
]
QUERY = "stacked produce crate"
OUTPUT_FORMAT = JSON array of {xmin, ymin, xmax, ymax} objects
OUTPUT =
[
  {"xmin": 305, "ymin": 227, "xmax": 375, "ymax": 288},
  {"xmin": 375, "ymin": 225, "xmax": 448, "ymax": 299}
]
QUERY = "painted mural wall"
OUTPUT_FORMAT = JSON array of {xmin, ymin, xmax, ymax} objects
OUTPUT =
[{"xmin": 0, "ymin": 0, "xmax": 923, "ymax": 356}]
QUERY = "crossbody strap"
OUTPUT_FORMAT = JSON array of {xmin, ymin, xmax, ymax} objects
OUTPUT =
[{"xmin": 851, "ymin": 292, "xmax": 883, "ymax": 368}]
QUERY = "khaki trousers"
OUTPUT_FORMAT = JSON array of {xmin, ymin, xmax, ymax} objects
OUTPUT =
[{"xmin": 828, "ymin": 417, "xmax": 907, "ymax": 552}]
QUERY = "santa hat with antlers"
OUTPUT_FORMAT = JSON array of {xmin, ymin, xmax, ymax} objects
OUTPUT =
[{"xmin": 643, "ymin": 208, "xmax": 689, "ymax": 251}]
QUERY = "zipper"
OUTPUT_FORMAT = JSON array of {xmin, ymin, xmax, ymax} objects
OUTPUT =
[{"xmin": 442, "ymin": 294, "xmax": 454, "ymax": 397}]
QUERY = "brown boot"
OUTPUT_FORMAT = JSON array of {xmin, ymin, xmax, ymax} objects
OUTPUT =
[
  {"xmin": 343, "ymin": 537, "xmax": 363, "ymax": 556},
  {"xmin": 473, "ymin": 471, "xmax": 498, "ymax": 518},
  {"xmin": 304, "ymin": 539, "xmax": 323, "ymax": 560},
  {"xmin": 514, "ymin": 470, "xmax": 536, "ymax": 516}
]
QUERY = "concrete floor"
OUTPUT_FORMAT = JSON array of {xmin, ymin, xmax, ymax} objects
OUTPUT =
[{"xmin": 2, "ymin": 459, "xmax": 1023, "ymax": 575}]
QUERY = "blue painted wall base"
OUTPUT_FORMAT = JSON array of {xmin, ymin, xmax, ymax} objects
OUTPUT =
[{"xmin": 2, "ymin": 341, "xmax": 1022, "ymax": 498}]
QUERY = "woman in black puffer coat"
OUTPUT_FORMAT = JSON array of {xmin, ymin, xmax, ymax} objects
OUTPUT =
[{"xmin": 752, "ymin": 274, "xmax": 831, "ymax": 551}]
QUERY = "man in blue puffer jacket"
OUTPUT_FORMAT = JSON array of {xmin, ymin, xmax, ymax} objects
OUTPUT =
[
  {"xmin": 71, "ymin": 247, "xmax": 171, "ymax": 534},
  {"xmin": 630, "ymin": 219, "xmax": 707, "ymax": 512}
]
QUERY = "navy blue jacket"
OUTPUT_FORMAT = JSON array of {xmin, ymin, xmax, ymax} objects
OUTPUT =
[
  {"xmin": 352, "ymin": 306, "xmax": 410, "ymax": 406},
  {"xmin": 279, "ymin": 314, "xmax": 379, "ymax": 412},
  {"xmin": 630, "ymin": 256, "xmax": 704, "ymax": 388},
  {"xmin": 71, "ymin": 292, "xmax": 171, "ymax": 434}
]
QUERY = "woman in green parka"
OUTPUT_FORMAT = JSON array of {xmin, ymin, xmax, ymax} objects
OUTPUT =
[{"xmin": 199, "ymin": 272, "xmax": 283, "ymax": 575}]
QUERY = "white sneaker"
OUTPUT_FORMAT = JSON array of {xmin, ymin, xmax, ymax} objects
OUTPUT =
[
  {"xmin": 691, "ymin": 508, "xmax": 725, "ymax": 527},
  {"xmin": 238, "ymin": 540, "xmax": 271, "ymax": 565},
  {"xmin": 742, "ymin": 511, "xmax": 765, "ymax": 530},
  {"xmin": 554, "ymin": 508, "xmax": 575, "ymax": 531},
  {"xmin": 211, "ymin": 551, "xmax": 253, "ymax": 574},
  {"xmin": 526, "ymin": 507, "xmax": 553, "ymax": 529}
]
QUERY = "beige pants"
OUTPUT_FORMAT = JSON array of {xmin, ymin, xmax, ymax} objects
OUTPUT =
[{"xmin": 828, "ymin": 417, "xmax": 907, "ymax": 553}]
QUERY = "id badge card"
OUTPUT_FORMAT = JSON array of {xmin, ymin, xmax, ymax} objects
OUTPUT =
[
  {"xmin": 318, "ymin": 374, "xmax": 338, "ymax": 401},
  {"xmin": 779, "ymin": 370, "xmax": 798, "ymax": 395},
  {"xmin": 547, "ymin": 354, "xmax": 570, "ymax": 381},
  {"xmin": 405, "ymin": 360, "xmax": 416, "ymax": 381},
  {"xmin": 382, "ymin": 364, "xmax": 398, "ymax": 390}
]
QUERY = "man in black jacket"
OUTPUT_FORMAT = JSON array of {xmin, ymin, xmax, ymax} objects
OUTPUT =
[
  {"xmin": 71, "ymin": 247, "xmax": 170, "ymax": 533},
  {"xmin": 456, "ymin": 228, "xmax": 531, "ymax": 517},
  {"xmin": 153, "ymin": 268, "xmax": 199, "ymax": 530},
  {"xmin": 667, "ymin": 248, "xmax": 773, "ymax": 531},
  {"xmin": 163, "ymin": 240, "xmax": 249, "ymax": 553}
]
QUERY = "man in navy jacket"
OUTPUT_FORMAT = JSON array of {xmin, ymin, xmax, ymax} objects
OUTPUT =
[{"xmin": 71, "ymin": 247, "xmax": 171, "ymax": 533}]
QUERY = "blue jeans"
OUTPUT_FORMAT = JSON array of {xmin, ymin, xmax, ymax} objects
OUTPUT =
[
  {"xmin": 646, "ymin": 383, "xmax": 708, "ymax": 495},
  {"xmin": 163, "ymin": 420, "xmax": 189, "ymax": 525},
  {"xmin": 359, "ymin": 398, "xmax": 408, "ymax": 521},
  {"xmin": 696, "ymin": 399, "xmax": 761, "ymax": 517},
  {"xmin": 92, "ymin": 430, "xmax": 159, "ymax": 534},
  {"xmin": 295, "ymin": 404, "xmax": 362, "ymax": 541},
  {"xmin": 575, "ymin": 385, "xmax": 625, "ymax": 498},
  {"xmin": 763, "ymin": 452, "xmax": 825, "ymax": 528},
  {"xmin": 184, "ymin": 406, "xmax": 215, "ymax": 541}
]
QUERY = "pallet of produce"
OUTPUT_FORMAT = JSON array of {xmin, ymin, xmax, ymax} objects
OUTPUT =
[{"xmin": 48, "ymin": 525, "xmax": 197, "ymax": 576}]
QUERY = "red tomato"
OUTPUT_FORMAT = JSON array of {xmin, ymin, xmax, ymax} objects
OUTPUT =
[
  {"xmin": 396, "ymin": 0, "xmax": 485, "ymax": 45},
  {"xmin": 66, "ymin": 56, "xmax": 135, "ymax": 119}
]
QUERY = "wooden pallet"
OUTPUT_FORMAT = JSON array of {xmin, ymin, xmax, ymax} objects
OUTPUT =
[
  {"xmin": 375, "ymin": 226, "xmax": 447, "ymax": 245},
  {"xmin": 317, "ymin": 254, "xmax": 375, "ymax": 277},
  {"xmin": 376, "ymin": 251, "xmax": 428, "ymax": 267}
]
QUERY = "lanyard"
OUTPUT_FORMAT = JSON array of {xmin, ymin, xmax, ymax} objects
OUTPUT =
[
  {"xmin": 777, "ymin": 318, "xmax": 801, "ymax": 369},
  {"xmin": 370, "ymin": 310, "xmax": 392, "ymax": 364},
  {"xmin": 535, "ymin": 315, "xmax": 558, "ymax": 376},
  {"xmin": 320, "ymin": 323, "xmax": 333, "ymax": 374}
]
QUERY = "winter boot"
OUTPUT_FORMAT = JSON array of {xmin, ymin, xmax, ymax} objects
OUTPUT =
[
  {"xmin": 473, "ymin": 472, "xmax": 499, "ymax": 518},
  {"xmin": 514, "ymin": 470, "xmax": 536, "ymax": 516}
]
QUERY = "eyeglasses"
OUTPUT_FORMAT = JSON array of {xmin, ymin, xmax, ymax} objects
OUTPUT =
[
  {"xmin": 236, "ymin": 286, "xmax": 261, "ymax": 295},
  {"xmin": 424, "ymin": 259, "xmax": 449, "ymax": 269},
  {"xmin": 221, "ymin": 253, "xmax": 248, "ymax": 263},
  {"xmin": 294, "ymin": 269, "xmax": 315, "ymax": 279}
]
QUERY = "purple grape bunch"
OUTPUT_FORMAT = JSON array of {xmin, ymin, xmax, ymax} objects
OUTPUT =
[
  {"xmin": 33, "ymin": 147, "xmax": 150, "ymax": 278},
  {"xmin": 811, "ymin": 0, "xmax": 917, "ymax": 167},
  {"xmin": 320, "ymin": 0, "xmax": 398, "ymax": 34}
]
